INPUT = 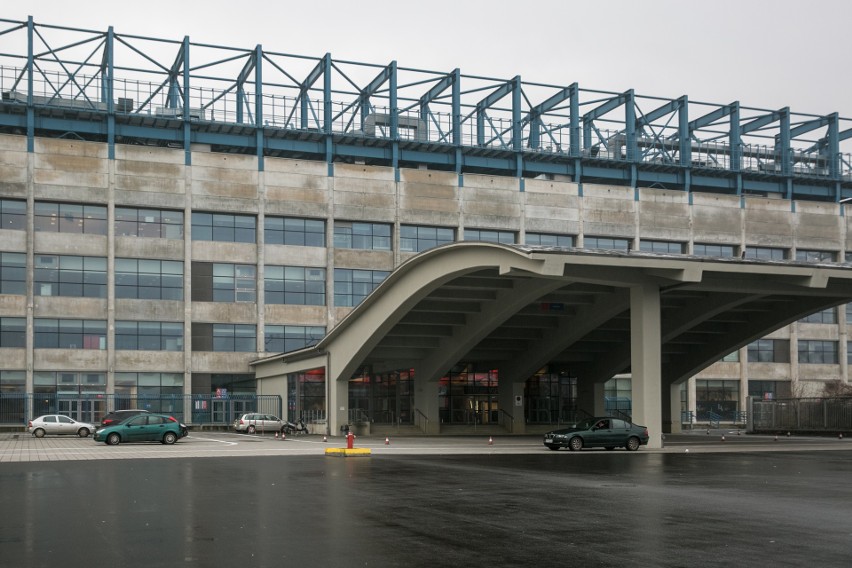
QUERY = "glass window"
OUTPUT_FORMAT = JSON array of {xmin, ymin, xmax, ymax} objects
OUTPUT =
[
  {"xmin": 334, "ymin": 221, "xmax": 392, "ymax": 250},
  {"xmin": 798, "ymin": 340, "xmax": 838, "ymax": 364},
  {"xmin": 693, "ymin": 243, "xmax": 737, "ymax": 257},
  {"xmin": 0, "ymin": 317, "xmax": 26, "ymax": 347},
  {"xmin": 745, "ymin": 246, "xmax": 787, "ymax": 260},
  {"xmin": 0, "ymin": 252, "xmax": 26, "ymax": 295},
  {"xmin": 584, "ymin": 236, "xmax": 630, "ymax": 251},
  {"xmin": 34, "ymin": 255, "xmax": 107, "ymax": 298},
  {"xmin": 334, "ymin": 269, "xmax": 389, "ymax": 307},
  {"xmin": 265, "ymin": 266, "xmax": 325, "ymax": 305},
  {"xmin": 115, "ymin": 321, "xmax": 184, "ymax": 351},
  {"xmin": 115, "ymin": 258, "xmax": 184, "ymax": 300},
  {"xmin": 695, "ymin": 379, "xmax": 739, "ymax": 421},
  {"xmin": 192, "ymin": 212, "xmax": 256, "ymax": 243},
  {"xmin": 34, "ymin": 201, "xmax": 107, "ymax": 234},
  {"xmin": 720, "ymin": 351, "xmax": 739, "ymax": 362},
  {"xmin": 0, "ymin": 370, "xmax": 26, "ymax": 395},
  {"xmin": 115, "ymin": 372, "xmax": 184, "ymax": 398},
  {"xmin": 265, "ymin": 217, "xmax": 326, "ymax": 247},
  {"xmin": 525, "ymin": 233, "xmax": 574, "ymax": 248},
  {"xmin": 34, "ymin": 319, "xmax": 106, "ymax": 349},
  {"xmin": 796, "ymin": 249, "xmax": 836, "ymax": 263},
  {"xmin": 210, "ymin": 263, "xmax": 256, "ymax": 303},
  {"xmin": 748, "ymin": 380, "xmax": 791, "ymax": 400},
  {"xmin": 400, "ymin": 225, "xmax": 455, "ymax": 252},
  {"xmin": 115, "ymin": 207, "xmax": 184, "ymax": 239},
  {"xmin": 799, "ymin": 308, "xmax": 837, "ymax": 324},
  {"xmin": 639, "ymin": 240, "xmax": 684, "ymax": 254},
  {"xmin": 209, "ymin": 324, "xmax": 256, "ymax": 352},
  {"xmin": 747, "ymin": 339, "xmax": 790, "ymax": 363},
  {"xmin": 464, "ymin": 229, "xmax": 515, "ymax": 244},
  {"xmin": 0, "ymin": 199, "xmax": 26, "ymax": 231},
  {"xmin": 265, "ymin": 325, "xmax": 326, "ymax": 353}
]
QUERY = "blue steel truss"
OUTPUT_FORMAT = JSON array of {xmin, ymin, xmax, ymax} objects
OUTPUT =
[{"xmin": 0, "ymin": 16, "xmax": 850, "ymax": 201}]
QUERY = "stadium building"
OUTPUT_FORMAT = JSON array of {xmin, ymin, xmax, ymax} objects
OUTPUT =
[{"xmin": 1, "ymin": 17, "xmax": 852, "ymax": 442}]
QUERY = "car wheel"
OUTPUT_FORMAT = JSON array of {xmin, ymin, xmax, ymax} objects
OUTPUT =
[
  {"xmin": 77, "ymin": 428, "xmax": 90, "ymax": 438},
  {"xmin": 162, "ymin": 432, "xmax": 177, "ymax": 445},
  {"xmin": 33, "ymin": 428, "xmax": 45, "ymax": 438},
  {"xmin": 626, "ymin": 436, "xmax": 641, "ymax": 451},
  {"xmin": 106, "ymin": 433, "xmax": 121, "ymax": 446},
  {"xmin": 247, "ymin": 425, "xmax": 256, "ymax": 434},
  {"xmin": 546, "ymin": 444, "xmax": 560, "ymax": 451},
  {"xmin": 568, "ymin": 436, "xmax": 583, "ymax": 451}
]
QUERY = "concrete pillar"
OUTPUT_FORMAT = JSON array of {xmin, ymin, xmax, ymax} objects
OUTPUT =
[
  {"xmin": 577, "ymin": 380, "xmax": 606, "ymax": 416},
  {"xmin": 630, "ymin": 283, "xmax": 663, "ymax": 449},
  {"xmin": 497, "ymin": 380, "xmax": 526, "ymax": 434},
  {"xmin": 328, "ymin": 376, "xmax": 349, "ymax": 437},
  {"xmin": 668, "ymin": 383, "xmax": 683, "ymax": 434},
  {"xmin": 413, "ymin": 369, "xmax": 441, "ymax": 434}
]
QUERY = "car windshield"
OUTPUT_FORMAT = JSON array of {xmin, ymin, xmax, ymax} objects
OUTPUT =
[{"xmin": 574, "ymin": 419, "xmax": 595, "ymax": 430}]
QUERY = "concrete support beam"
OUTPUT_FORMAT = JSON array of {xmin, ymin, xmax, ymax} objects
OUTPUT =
[
  {"xmin": 668, "ymin": 383, "xmax": 683, "ymax": 434},
  {"xmin": 630, "ymin": 283, "xmax": 663, "ymax": 448},
  {"xmin": 329, "ymin": 376, "xmax": 349, "ymax": 437},
  {"xmin": 413, "ymin": 369, "xmax": 441, "ymax": 434},
  {"xmin": 497, "ymin": 381, "xmax": 526, "ymax": 434},
  {"xmin": 577, "ymin": 380, "xmax": 606, "ymax": 417}
]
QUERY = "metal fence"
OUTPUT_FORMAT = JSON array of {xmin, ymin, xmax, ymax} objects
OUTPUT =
[
  {"xmin": 0, "ymin": 393, "xmax": 282, "ymax": 428},
  {"xmin": 750, "ymin": 396, "xmax": 852, "ymax": 433}
]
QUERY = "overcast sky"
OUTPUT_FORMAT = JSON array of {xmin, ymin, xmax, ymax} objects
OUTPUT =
[{"xmin": 7, "ymin": 0, "xmax": 852, "ymax": 120}]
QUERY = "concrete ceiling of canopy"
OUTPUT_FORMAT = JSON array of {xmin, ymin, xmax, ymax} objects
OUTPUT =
[{"xmin": 253, "ymin": 243, "xmax": 852, "ymax": 386}]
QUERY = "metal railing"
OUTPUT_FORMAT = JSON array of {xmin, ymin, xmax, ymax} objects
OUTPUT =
[{"xmin": 751, "ymin": 396, "xmax": 852, "ymax": 433}]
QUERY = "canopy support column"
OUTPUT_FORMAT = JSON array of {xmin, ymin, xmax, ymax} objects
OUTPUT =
[{"xmin": 630, "ymin": 283, "xmax": 663, "ymax": 448}]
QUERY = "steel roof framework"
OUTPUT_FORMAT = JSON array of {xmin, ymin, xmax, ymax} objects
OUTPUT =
[{"xmin": 1, "ymin": 16, "xmax": 850, "ymax": 201}]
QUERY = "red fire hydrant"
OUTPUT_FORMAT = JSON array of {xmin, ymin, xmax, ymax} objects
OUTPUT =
[{"xmin": 346, "ymin": 430, "xmax": 355, "ymax": 449}]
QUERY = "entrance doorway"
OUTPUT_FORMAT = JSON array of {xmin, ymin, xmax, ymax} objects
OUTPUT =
[
  {"xmin": 439, "ymin": 366, "xmax": 498, "ymax": 425},
  {"xmin": 58, "ymin": 398, "xmax": 104, "ymax": 424}
]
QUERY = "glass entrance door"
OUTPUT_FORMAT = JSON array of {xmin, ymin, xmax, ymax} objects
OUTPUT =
[{"xmin": 58, "ymin": 399, "xmax": 104, "ymax": 423}]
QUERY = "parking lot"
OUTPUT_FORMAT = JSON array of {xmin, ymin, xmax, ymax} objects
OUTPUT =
[
  {"xmin": 2, "ymin": 430, "xmax": 852, "ymax": 567},
  {"xmin": 1, "ymin": 429, "xmax": 850, "ymax": 462}
]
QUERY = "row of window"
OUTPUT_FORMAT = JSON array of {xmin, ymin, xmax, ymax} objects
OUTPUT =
[
  {"xmin": 1, "ymin": 255, "xmax": 378, "ymax": 307},
  {"xmin": 0, "ymin": 317, "xmax": 324, "ymax": 353},
  {"xmin": 722, "ymin": 338, "xmax": 842, "ymax": 364},
  {"xmin": 0, "ymin": 371, "xmax": 184, "ymax": 395},
  {"xmin": 6, "ymin": 199, "xmax": 852, "ymax": 261}
]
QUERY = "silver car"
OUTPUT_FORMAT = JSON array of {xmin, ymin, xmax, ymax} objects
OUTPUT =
[
  {"xmin": 233, "ymin": 413, "xmax": 285, "ymax": 434},
  {"xmin": 28, "ymin": 415, "xmax": 95, "ymax": 438}
]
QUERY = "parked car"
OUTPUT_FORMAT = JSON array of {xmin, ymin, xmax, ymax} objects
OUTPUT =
[
  {"xmin": 543, "ymin": 417, "xmax": 649, "ymax": 451},
  {"xmin": 100, "ymin": 409, "xmax": 149, "ymax": 427},
  {"xmin": 28, "ymin": 415, "xmax": 95, "ymax": 438},
  {"xmin": 94, "ymin": 413, "xmax": 184, "ymax": 445},
  {"xmin": 233, "ymin": 413, "xmax": 285, "ymax": 434}
]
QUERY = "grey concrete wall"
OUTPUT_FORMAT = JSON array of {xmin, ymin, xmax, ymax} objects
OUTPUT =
[{"xmin": 2, "ymin": 131, "xmax": 850, "ymax": 405}]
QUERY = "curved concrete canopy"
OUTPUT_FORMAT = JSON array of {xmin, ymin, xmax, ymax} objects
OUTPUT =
[{"xmin": 253, "ymin": 243, "xmax": 852, "ymax": 439}]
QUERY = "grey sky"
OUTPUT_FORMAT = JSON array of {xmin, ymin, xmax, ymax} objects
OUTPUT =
[{"xmin": 7, "ymin": 0, "xmax": 852, "ymax": 119}]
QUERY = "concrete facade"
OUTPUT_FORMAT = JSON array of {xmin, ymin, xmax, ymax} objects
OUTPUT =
[{"xmin": 2, "ymin": 132, "xmax": 852, "ymax": 430}]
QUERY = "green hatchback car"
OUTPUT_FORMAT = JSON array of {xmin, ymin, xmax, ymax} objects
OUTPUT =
[{"xmin": 94, "ymin": 413, "xmax": 184, "ymax": 446}]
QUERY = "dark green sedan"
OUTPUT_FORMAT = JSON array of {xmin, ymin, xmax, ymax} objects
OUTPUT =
[
  {"xmin": 543, "ymin": 417, "xmax": 649, "ymax": 451},
  {"xmin": 94, "ymin": 413, "xmax": 184, "ymax": 446}
]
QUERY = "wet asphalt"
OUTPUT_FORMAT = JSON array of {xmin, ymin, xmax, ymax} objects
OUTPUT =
[{"xmin": 0, "ymin": 434, "xmax": 850, "ymax": 567}]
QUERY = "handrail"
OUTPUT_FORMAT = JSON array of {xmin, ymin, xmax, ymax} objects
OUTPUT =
[
  {"xmin": 414, "ymin": 408, "xmax": 428, "ymax": 431},
  {"xmin": 708, "ymin": 411, "xmax": 722, "ymax": 429},
  {"xmin": 498, "ymin": 408, "xmax": 514, "ymax": 431}
]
